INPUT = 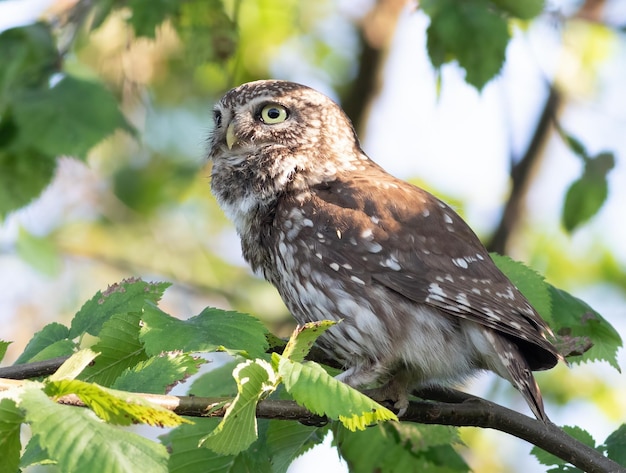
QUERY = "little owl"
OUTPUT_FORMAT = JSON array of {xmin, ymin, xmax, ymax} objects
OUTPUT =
[{"xmin": 208, "ymin": 80, "xmax": 561, "ymax": 421}]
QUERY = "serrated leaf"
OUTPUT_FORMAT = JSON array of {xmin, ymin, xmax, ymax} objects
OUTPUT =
[
  {"xmin": 22, "ymin": 387, "xmax": 169, "ymax": 473},
  {"xmin": 70, "ymin": 278, "xmax": 170, "ymax": 338},
  {"xmin": 189, "ymin": 360, "xmax": 239, "ymax": 397},
  {"xmin": 140, "ymin": 305, "xmax": 269, "ymax": 359},
  {"xmin": 12, "ymin": 75, "xmax": 134, "ymax": 159},
  {"xmin": 274, "ymin": 355, "xmax": 397, "ymax": 431},
  {"xmin": 562, "ymin": 174, "xmax": 608, "ymax": 232},
  {"xmin": 334, "ymin": 422, "xmax": 467, "ymax": 473},
  {"xmin": 490, "ymin": 253, "xmax": 552, "ymax": 324},
  {"xmin": 490, "ymin": 0, "xmax": 544, "ymax": 20},
  {"xmin": 45, "ymin": 379, "xmax": 188, "ymax": 427},
  {"xmin": 14, "ymin": 322, "xmax": 70, "ymax": 365},
  {"xmin": 549, "ymin": 286, "xmax": 622, "ymax": 370},
  {"xmin": 422, "ymin": 0, "xmax": 510, "ymax": 90},
  {"xmin": 113, "ymin": 353, "xmax": 203, "ymax": 394},
  {"xmin": 267, "ymin": 421, "xmax": 328, "ymax": 473},
  {"xmin": 79, "ymin": 312, "xmax": 148, "ymax": 386},
  {"xmin": 200, "ymin": 359, "xmax": 278, "ymax": 455},
  {"xmin": 20, "ymin": 437, "xmax": 55, "ymax": 468},
  {"xmin": 16, "ymin": 226, "xmax": 62, "ymax": 276},
  {"xmin": 166, "ymin": 419, "xmax": 236, "ymax": 473},
  {"xmin": 49, "ymin": 349, "xmax": 99, "ymax": 381},
  {"xmin": 532, "ymin": 426, "xmax": 595, "ymax": 467},
  {"xmin": 603, "ymin": 424, "xmax": 626, "ymax": 466},
  {"xmin": 282, "ymin": 321, "xmax": 336, "ymax": 363},
  {"xmin": 0, "ymin": 399, "xmax": 23, "ymax": 473},
  {"xmin": 0, "ymin": 340, "xmax": 10, "ymax": 364},
  {"xmin": 0, "ymin": 148, "xmax": 57, "ymax": 219}
]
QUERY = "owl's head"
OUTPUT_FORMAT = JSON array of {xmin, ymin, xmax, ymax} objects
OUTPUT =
[{"xmin": 208, "ymin": 81, "xmax": 365, "ymax": 193}]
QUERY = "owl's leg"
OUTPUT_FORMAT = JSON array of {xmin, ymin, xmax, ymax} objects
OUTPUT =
[{"xmin": 362, "ymin": 376, "xmax": 411, "ymax": 416}]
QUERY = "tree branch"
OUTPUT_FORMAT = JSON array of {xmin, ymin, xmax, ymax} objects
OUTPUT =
[
  {"xmin": 486, "ymin": 85, "xmax": 561, "ymax": 254},
  {"xmin": 1, "ymin": 358, "xmax": 623, "ymax": 473}
]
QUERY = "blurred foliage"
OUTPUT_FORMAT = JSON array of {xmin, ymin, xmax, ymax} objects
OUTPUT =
[{"xmin": 0, "ymin": 0, "xmax": 624, "ymax": 472}]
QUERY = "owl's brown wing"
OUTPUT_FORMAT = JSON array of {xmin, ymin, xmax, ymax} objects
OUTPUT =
[{"xmin": 288, "ymin": 171, "xmax": 560, "ymax": 371}]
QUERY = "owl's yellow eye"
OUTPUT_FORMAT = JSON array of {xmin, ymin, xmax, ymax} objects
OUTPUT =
[{"xmin": 260, "ymin": 104, "xmax": 288, "ymax": 124}]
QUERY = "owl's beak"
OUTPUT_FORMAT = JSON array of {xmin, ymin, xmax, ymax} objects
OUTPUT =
[{"xmin": 226, "ymin": 123, "xmax": 236, "ymax": 150}]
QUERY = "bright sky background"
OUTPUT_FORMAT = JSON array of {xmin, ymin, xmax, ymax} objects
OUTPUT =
[{"xmin": 1, "ymin": 2, "xmax": 625, "ymax": 472}]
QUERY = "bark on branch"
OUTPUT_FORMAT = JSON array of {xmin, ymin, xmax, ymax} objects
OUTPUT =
[{"xmin": 0, "ymin": 358, "xmax": 623, "ymax": 473}]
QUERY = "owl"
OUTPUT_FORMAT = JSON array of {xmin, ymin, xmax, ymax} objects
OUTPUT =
[{"xmin": 208, "ymin": 80, "xmax": 561, "ymax": 421}]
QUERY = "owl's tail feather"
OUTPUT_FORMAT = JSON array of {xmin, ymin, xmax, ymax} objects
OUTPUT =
[{"xmin": 486, "ymin": 332, "xmax": 550, "ymax": 423}]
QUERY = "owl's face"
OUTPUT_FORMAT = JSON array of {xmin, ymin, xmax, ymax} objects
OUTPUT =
[{"xmin": 208, "ymin": 80, "xmax": 367, "ymax": 228}]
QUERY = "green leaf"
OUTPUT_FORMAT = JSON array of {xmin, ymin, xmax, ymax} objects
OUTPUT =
[
  {"xmin": 49, "ymin": 349, "xmax": 99, "ymax": 382},
  {"xmin": 490, "ymin": 0, "xmax": 544, "ymax": 20},
  {"xmin": 603, "ymin": 424, "xmax": 626, "ymax": 466},
  {"xmin": 79, "ymin": 312, "xmax": 148, "ymax": 386},
  {"xmin": 113, "ymin": 353, "xmax": 203, "ymax": 394},
  {"xmin": 334, "ymin": 422, "xmax": 467, "ymax": 473},
  {"xmin": 0, "ymin": 148, "xmax": 56, "ymax": 219},
  {"xmin": 140, "ymin": 305, "xmax": 269, "ymax": 359},
  {"xmin": 166, "ymin": 419, "xmax": 236, "ymax": 473},
  {"xmin": 0, "ymin": 399, "xmax": 23, "ymax": 473},
  {"xmin": 491, "ymin": 253, "xmax": 552, "ymax": 324},
  {"xmin": 16, "ymin": 226, "xmax": 62, "ymax": 276},
  {"xmin": 0, "ymin": 340, "xmax": 10, "ymax": 364},
  {"xmin": 267, "ymin": 421, "xmax": 328, "ymax": 473},
  {"xmin": 282, "ymin": 321, "xmax": 336, "ymax": 363},
  {"xmin": 127, "ymin": 0, "xmax": 182, "ymax": 38},
  {"xmin": 22, "ymin": 387, "xmax": 169, "ymax": 473},
  {"xmin": 550, "ymin": 286, "xmax": 622, "ymax": 370},
  {"xmin": 274, "ymin": 355, "xmax": 397, "ymax": 431},
  {"xmin": 14, "ymin": 322, "xmax": 70, "ymax": 365},
  {"xmin": 0, "ymin": 23, "xmax": 58, "ymax": 95},
  {"xmin": 562, "ymin": 174, "xmax": 608, "ymax": 233},
  {"xmin": 200, "ymin": 359, "xmax": 278, "ymax": 455},
  {"xmin": 70, "ymin": 278, "xmax": 170, "ymax": 338},
  {"xmin": 422, "ymin": 0, "xmax": 510, "ymax": 90},
  {"xmin": 20, "ymin": 437, "xmax": 56, "ymax": 468},
  {"xmin": 166, "ymin": 419, "xmax": 275, "ymax": 473},
  {"xmin": 532, "ymin": 426, "xmax": 595, "ymax": 467},
  {"xmin": 189, "ymin": 360, "xmax": 239, "ymax": 397},
  {"xmin": 45, "ymin": 379, "xmax": 188, "ymax": 427},
  {"xmin": 12, "ymin": 75, "xmax": 134, "ymax": 159},
  {"xmin": 27, "ymin": 339, "xmax": 76, "ymax": 363}
]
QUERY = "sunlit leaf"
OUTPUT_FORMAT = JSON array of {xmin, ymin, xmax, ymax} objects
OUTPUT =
[
  {"xmin": 49, "ymin": 349, "xmax": 99, "ymax": 382},
  {"xmin": 45, "ymin": 379, "xmax": 188, "ymax": 427},
  {"xmin": 274, "ymin": 355, "xmax": 396, "ymax": 431},
  {"xmin": 200, "ymin": 359, "xmax": 278, "ymax": 455},
  {"xmin": 22, "ymin": 387, "xmax": 169, "ymax": 473},
  {"xmin": 282, "ymin": 321, "xmax": 336, "ymax": 363}
]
